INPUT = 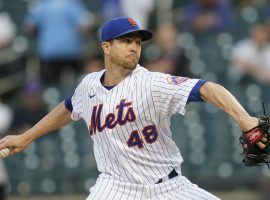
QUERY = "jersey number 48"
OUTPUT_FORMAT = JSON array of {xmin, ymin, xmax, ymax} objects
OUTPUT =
[{"xmin": 127, "ymin": 125, "xmax": 158, "ymax": 148}]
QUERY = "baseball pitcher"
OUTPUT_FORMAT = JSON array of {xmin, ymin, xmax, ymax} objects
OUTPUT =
[{"xmin": 0, "ymin": 17, "xmax": 269, "ymax": 200}]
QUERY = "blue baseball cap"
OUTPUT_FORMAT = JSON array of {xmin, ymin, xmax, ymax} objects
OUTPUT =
[{"xmin": 100, "ymin": 17, "xmax": 153, "ymax": 42}]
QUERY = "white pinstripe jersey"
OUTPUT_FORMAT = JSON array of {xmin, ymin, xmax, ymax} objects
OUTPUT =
[{"xmin": 71, "ymin": 65, "xmax": 200, "ymax": 184}]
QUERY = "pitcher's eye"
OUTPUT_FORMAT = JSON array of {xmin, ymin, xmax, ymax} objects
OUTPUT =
[
  {"xmin": 122, "ymin": 38, "xmax": 131, "ymax": 43},
  {"xmin": 136, "ymin": 40, "xmax": 141, "ymax": 46}
]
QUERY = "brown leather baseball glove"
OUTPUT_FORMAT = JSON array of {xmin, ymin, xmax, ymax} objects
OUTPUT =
[{"xmin": 239, "ymin": 115, "xmax": 270, "ymax": 167}]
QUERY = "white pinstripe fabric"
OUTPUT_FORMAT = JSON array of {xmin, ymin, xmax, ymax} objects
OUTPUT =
[
  {"xmin": 86, "ymin": 174, "xmax": 221, "ymax": 200},
  {"xmin": 71, "ymin": 65, "xmax": 218, "ymax": 198}
]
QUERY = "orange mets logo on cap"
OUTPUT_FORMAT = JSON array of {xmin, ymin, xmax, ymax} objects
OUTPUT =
[{"xmin": 128, "ymin": 18, "xmax": 137, "ymax": 28}]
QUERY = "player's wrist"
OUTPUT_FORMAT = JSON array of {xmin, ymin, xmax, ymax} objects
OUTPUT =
[
  {"xmin": 238, "ymin": 116, "xmax": 259, "ymax": 132},
  {"xmin": 23, "ymin": 129, "xmax": 37, "ymax": 144}
]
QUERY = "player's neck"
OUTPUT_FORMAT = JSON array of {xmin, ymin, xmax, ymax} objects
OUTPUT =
[{"xmin": 103, "ymin": 66, "xmax": 132, "ymax": 86}]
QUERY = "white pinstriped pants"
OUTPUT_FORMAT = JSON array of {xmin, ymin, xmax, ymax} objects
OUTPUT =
[{"xmin": 86, "ymin": 175, "xmax": 221, "ymax": 200}]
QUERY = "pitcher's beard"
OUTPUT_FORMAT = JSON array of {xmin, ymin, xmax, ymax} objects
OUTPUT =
[
  {"xmin": 112, "ymin": 56, "xmax": 138, "ymax": 70},
  {"xmin": 122, "ymin": 61, "xmax": 137, "ymax": 70}
]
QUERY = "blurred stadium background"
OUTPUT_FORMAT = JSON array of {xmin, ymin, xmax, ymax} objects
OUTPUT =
[{"xmin": 1, "ymin": 0, "xmax": 270, "ymax": 199}]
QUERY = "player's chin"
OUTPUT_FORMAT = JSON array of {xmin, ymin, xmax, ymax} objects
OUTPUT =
[{"xmin": 123, "ymin": 61, "xmax": 138, "ymax": 70}]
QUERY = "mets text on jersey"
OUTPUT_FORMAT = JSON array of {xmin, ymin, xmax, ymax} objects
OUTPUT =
[{"xmin": 90, "ymin": 99, "xmax": 158, "ymax": 148}]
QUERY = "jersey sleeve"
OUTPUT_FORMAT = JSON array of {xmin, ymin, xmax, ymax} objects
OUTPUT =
[
  {"xmin": 70, "ymin": 80, "xmax": 84, "ymax": 121},
  {"xmin": 151, "ymin": 73, "xmax": 200, "ymax": 116},
  {"xmin": 187, "ymin": 80, "xmax": 206, "ymax": 102},
  {"xmin": 64, "ymin": 95, "xmax": 73, "ymax": 112}
]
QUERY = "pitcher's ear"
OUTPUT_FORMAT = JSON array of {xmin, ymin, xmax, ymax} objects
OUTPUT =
[{"xmin": 102, "ymin": 41, "xmax": 112, "ymax": 55}]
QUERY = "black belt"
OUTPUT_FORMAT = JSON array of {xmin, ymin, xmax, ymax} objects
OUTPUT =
[{"xmin": 156, "ymin": 169, "xmax": 178, "ymax": 184}]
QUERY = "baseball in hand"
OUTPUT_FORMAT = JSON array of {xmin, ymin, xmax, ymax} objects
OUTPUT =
[{"xmin": 0, "ymin": 148, "xmax": 10, "ymax": 158}]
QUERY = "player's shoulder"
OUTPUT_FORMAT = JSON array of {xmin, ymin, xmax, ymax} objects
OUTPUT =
[
  {"xmin": 137, "ymin": 66, "xmax": 199, "ymax": 86},
  {"xmin": 133, "ymin": 66, "xmax": 190, "ymax": 90},
  {"xmin": 138, "ymin": 66, "xmax": 178, "ymax": 81},
  {"xmin": 132, "ymin": 65, "xmax": 166, "ymax": 80},
  {"xmin": 79, "ymin": 70, "xmax": 105, "ymax": 85}
]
